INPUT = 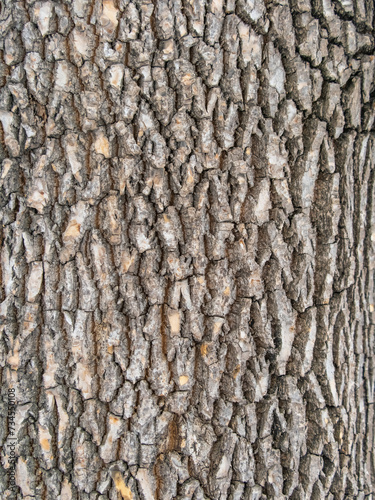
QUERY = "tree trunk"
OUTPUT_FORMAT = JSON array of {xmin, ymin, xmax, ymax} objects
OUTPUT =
[{"xmin": 0, "ymin": 0, "xmax": 374, "ymax": 498}]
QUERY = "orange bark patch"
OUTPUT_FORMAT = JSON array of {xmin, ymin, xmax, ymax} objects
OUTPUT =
[
  {"xmin": 181, "ymin": 73, "xmax": 194, "ymax": 85},
  {"xmin": 40, "ymin": 438, "xmax": 51, "ymax": 452},
  {"xmin": 103, "ymin": 0, "xmax": 118, "ymax": 25},
  {"xmin": 94, "ymin": 135, "xmax": 110, "ymax": 158},
  {"xmin": 168, "ymin": 311, "xmax": 180, "ymax": 335},
  {"xmin": 113, "ymin": 471, "xmax": 133, "ymax": 500},
  {"xmin": 64, "ymin": 220, "xmax": 81, "ymax": 239},
  {"xmin": 200, "ymin": 344, "xmax": 208, "ymax": 356}
]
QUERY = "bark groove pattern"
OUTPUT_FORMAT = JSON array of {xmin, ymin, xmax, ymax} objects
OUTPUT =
[{"xmin": 0, "ymin": 0, "xmax": 374, "ymax": 498}]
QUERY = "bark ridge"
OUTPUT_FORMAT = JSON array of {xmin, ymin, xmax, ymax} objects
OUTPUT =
[{"xmin": 0, "ymin": 0, "xmax": 375, "ymax": 499}]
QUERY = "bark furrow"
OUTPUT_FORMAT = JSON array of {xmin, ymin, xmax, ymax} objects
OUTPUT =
[{"xmin": 0, "ymin": 0, "xmax": 374, "ymax": 499}]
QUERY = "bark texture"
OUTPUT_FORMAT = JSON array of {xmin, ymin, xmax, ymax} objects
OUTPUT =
[{"xmin": 0, "ymin": 0, "xmax": 375, "ymax": 498}]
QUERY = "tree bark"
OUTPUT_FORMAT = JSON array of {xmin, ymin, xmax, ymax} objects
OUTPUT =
[{"xmin": 0, "ymin": 0, "xmax": 374, "ymax": 498}]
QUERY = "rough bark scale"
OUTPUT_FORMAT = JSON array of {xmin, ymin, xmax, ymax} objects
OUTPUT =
[{"xmin": 0, "ymin": 0, "xmax": 374, "ymax": 498}]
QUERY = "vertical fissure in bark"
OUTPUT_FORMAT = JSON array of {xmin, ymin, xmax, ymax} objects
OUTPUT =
[{"xmin": 0, "ymin": 0, "xmax": 374, "ymax": 498}]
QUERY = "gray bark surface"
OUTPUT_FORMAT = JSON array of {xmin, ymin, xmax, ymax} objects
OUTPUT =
[{"xmin": 0, "ymin": 0, "xmax": 374, "ymax": 498}]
